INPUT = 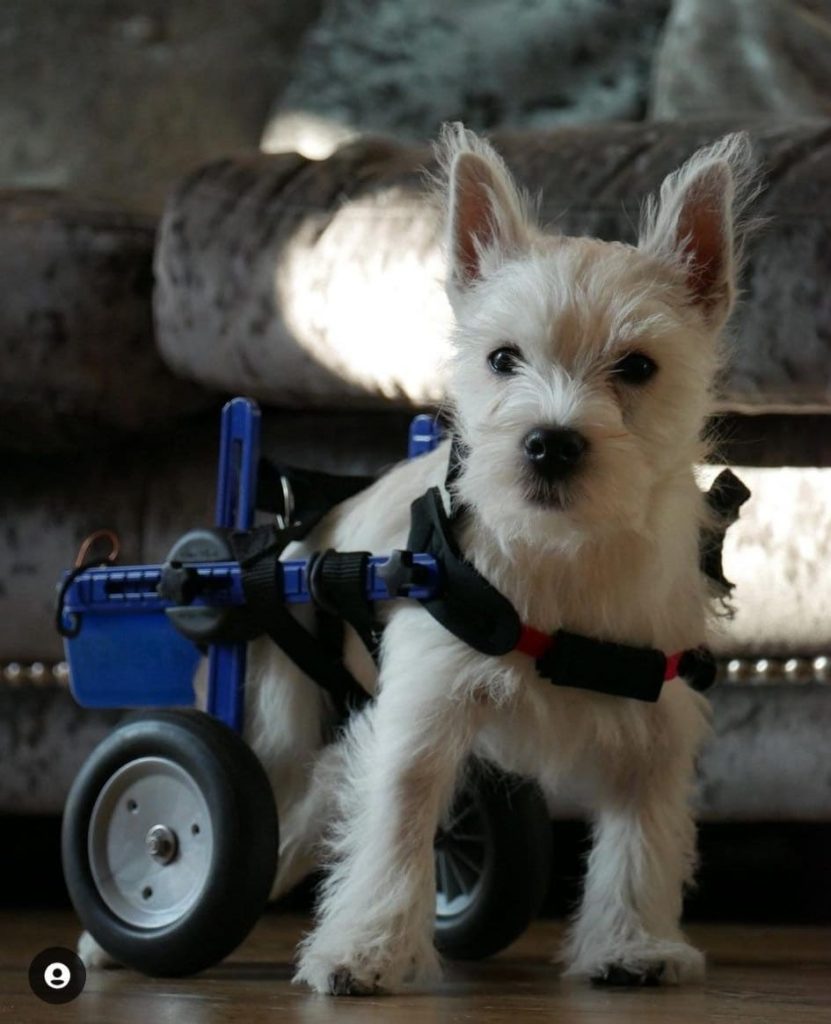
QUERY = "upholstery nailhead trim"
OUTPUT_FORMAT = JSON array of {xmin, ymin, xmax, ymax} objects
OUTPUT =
[
  {"xmin": 2, "ymin": 661, "xmax": 70, "ymax": 686},
  {"xmin": 1, "ymin": 658, "xmax": 830, "ymax": 688},
  {"xmin": 721, "ymin": 656, "xmax": 831, "ymax": 685}
]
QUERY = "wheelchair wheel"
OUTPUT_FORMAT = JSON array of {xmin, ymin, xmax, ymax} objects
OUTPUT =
[
  {"xmin": 62, "ymin": 709, "xmax": 278, "ymax": 977},
  {"xmin": 433, "ymin": 762, "xmax": 552, "ymax": 960}
]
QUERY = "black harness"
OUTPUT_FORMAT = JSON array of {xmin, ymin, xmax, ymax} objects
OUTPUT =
[
  {"xmin": 406, "ymin": 440, "xmax": 748, "ymax": 701},
  {"xmin": 227, "ymin": 446, "xmax": 749, "ymax": 713}
]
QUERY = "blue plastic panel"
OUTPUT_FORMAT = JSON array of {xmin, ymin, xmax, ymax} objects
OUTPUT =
[{"xmin": 66, "ymin": 611, "xmax": 199, "ymax": 709}]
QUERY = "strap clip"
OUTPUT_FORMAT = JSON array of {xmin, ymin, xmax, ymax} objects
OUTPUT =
[
  {"xmin": 378, "ymin": 549, "xmax": 429, "ymax": 597},
  {"xmin": 678, "ymin": 646, "xmax": 718, "ymax": 692},
  {"xmin": 158, "ymin": 563, "xmax": 202, "ymax": 605}
]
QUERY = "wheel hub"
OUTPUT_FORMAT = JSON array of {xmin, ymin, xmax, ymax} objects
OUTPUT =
[
  {"xmin": 146, "ymin": 824, "xmax": 178, "ymax": 865},
  {"xmin": 88, "ymin": 756, "xmax": 213, "ymax": 929}
]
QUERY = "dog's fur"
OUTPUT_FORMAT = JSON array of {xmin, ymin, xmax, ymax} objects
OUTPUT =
[{"xmin": 80, "ymin": 125, "xmax": 757, "ymax": 994}]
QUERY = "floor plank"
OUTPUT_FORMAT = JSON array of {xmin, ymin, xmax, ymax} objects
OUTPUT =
[{"xmin": 1, "ymin": 911, "xmax": 829, "ymax": 1024}]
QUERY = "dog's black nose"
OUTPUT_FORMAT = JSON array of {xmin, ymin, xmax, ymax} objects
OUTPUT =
[{"xmin": 523, "ymin": 427, "xmax": 588, "ymax": 480}]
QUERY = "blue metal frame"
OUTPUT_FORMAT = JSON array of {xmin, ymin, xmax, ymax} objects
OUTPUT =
[
  {"xmin": 207, "ymin": 398, "xmax": 261, "ymax": 731},
  {"xmin": 408, "ymin": 414, "xmax": 442, "ymax": 458},
  {"xmin": 60, "ymin": 398, "xmax": 444, "ymax": 733}
]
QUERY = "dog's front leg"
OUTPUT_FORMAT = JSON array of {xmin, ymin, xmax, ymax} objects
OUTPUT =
[
  {"xmin": 564, "ymin": 735, "xmax": 705, "ymax": 986},
  {"xmin": 295, "ymin": 614, "xmax": 477, "ymax": 995}
]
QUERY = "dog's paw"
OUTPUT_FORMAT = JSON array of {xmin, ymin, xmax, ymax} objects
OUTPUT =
[
  {"xmin": 295, "ymin": 950, "xmax": 384, "ymax": 997},
  {"xmin": 326, "ymin": 966, "xmax": 381, "ymax": 997},
  {"xmin": 567, "ymin": 938, "xmax": 704, "ymax": 987},
  {"xmin": 591, "ymin": 961, "xmax": 666, "ymax": 987},
  {"xmin": 77, "ymin": 931, "xmax": 120, "ymax": 970},
  {"xmin": 294, "ymin": 928, "xmax": 440, "ymax": 996}
]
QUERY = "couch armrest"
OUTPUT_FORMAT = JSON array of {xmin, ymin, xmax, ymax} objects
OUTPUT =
[{"xmin": 156, "ymin": 121, "xmax": 831, "ymax": 414}]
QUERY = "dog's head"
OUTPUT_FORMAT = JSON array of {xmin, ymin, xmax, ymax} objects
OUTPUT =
[{"xmin": 438, "ymin": 124, "xmax": 756, "ymax": 549}]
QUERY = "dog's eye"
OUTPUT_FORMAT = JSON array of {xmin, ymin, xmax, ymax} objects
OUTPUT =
[
  {"xmin": 612, "ymin": 352, "xmax": 658, "ymax": 385},
  {"xmin": 488, "ymin": 346, "xmax": 522, "ymax": 376}
]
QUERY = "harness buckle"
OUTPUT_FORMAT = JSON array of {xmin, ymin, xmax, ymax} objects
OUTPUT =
[{"xmin": 378, "ymin": 549, "xmax": 429, "ymax": 598}]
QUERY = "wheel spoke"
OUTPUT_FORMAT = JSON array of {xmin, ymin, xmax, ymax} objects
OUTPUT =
[
  {"xmin": 445, "ymin": 830, "xmax": 486, "ymax": 846},
  {"xmin": 442, "ymin": 802, "xmax": 478, "ymax": 835},
  {"xmin": 435, "ymin": 849, "xmax": 458, "ymax": 901},
  {"xmin": 444, "ymin": 849, "xmax": 473, "ymax": 897},
  {"xmin": 448, "ymin": 843, "xmax": 484, "ymax": 876}
]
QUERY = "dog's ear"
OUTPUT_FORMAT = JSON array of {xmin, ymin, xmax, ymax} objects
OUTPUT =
[
  {"xmin": 639, "ymin": 133, "xmax": 758, "ymax": 328},
  {"xmin": 437, "ymin": 123, "xmax": 532, "ymax": 297}
]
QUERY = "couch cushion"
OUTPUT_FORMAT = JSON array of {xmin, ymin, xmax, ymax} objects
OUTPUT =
[
  {"xmin": 0, "ymin": 192, "xmax": 210, "ymax": 452},
  {"xmin": 156, "ymin": 122, "xmax": 831, "ymax": 414}
]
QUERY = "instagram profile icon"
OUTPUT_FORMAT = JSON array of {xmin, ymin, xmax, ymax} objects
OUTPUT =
[{"xmin": 29, "ymin": 947, "xmax": 86, "ymax": 1004}]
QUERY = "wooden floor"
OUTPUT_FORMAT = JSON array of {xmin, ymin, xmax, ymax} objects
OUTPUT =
[{"xmin": 1, "ymin": 911, "xmax": 829, "ymax": 1023}]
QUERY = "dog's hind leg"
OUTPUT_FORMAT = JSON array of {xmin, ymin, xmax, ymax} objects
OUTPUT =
[
  {"xmin": 77, "ymin": 930, "xmax": 120, "ymax": 970},
  {"xmin": 294, "ymin": 611, "xmax": 478, "ymax": 995}
]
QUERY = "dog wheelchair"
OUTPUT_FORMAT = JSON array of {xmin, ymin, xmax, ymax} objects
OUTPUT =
[{"xmin": 58, "ymin": 398, "xmax": 553, "ymax": 977}]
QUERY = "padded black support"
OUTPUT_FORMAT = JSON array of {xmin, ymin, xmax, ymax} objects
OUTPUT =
[
  {"xmin": 536, "ymin": 631, "xmax": 666, "ymax": 703},
  {"xmin": 231, "ymin": 527, "xmax": 369, "ymax": 720},
  {"xmin": 309, "ymin": 549, "xmax": 380, "ymax": 662},
  {"xmin": 408, "ymin": 487, "xmax": 521, "ymax": 656},
  {"xmin": 700, "ymin": 468, "xmax": 752, "ymax": 593}
]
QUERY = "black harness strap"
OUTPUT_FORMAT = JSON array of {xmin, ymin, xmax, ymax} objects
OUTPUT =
[
  {"xmin": 315, "ymin": 607, "xmax": 346, "ymax": 667},
  {"xmin": 230, "ymin": 526, "xmax": 369, "ymax": 720},
  {"xmin": 309, "ymin": 549, "xmax": 382, "ymax": 663},
  {"xmin": 406, "ymin": 469, "xmax": 738, "ymax": 700},
  {"xmin": 535, "ymin": 631, "xmax": 667, "ymax": 703},
  {"xmin": 408, "ymin": 487, "xmax": 521, "ymax": 656}
]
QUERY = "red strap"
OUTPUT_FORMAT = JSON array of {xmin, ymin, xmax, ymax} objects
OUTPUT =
[
  {"xmin": 515, "ymin": 624, "xmax": 684, "ymax": 682},
  {"xmin": 663, "ymin": 651, "xmax": 682, "ymax": 681},
  {"xmin": 515, "ymin": 625, "xmax": 555, "ymax": 658}
]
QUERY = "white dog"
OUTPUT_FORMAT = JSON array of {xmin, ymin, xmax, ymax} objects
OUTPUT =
[{"xmin": 81, "ymin": 124, "xmax": 756, "ymax": 994}]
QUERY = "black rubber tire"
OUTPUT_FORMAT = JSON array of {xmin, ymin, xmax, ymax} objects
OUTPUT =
[
  {"xmin": 62, "ymin": 708, "xmax": 279, "ymax": 977},
  {"xmin": 433, "ymin": 762, "xmax": 552, "ymax": 960}
]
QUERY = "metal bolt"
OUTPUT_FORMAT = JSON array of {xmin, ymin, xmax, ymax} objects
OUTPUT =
[{"xmin": 146, "ymin": 824, "xmax": 178, "ymax": 865}]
